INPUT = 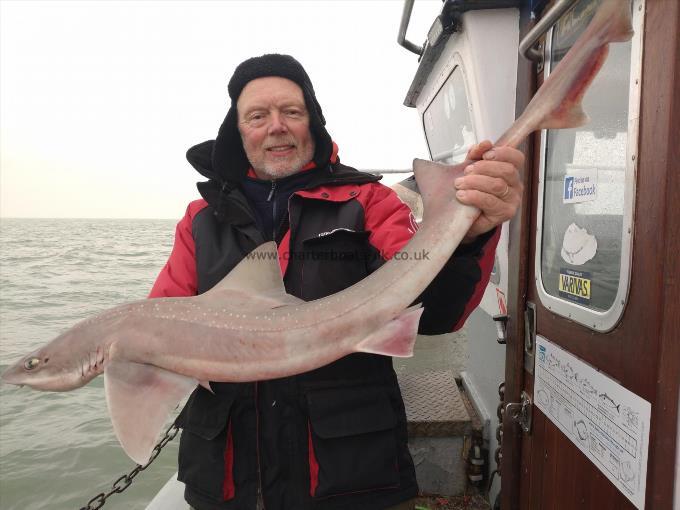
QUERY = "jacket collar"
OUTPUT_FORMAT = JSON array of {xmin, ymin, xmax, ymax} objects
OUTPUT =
[{"xmin": 189, "ymin": 140, "xmax": 381, "ymax": 219}]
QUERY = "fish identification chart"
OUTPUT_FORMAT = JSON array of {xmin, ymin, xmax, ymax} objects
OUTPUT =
[{"xmin": 534, "ymin": 336, "xmax": 651, "ymax": 509}]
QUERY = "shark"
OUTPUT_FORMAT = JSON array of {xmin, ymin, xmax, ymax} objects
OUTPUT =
[{"xmin": 1, "ymin": 0, "xmax": 633, "ymax": 466}]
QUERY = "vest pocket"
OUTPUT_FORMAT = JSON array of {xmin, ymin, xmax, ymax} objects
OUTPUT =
[
  {"xmin": 306, "ymin": 385, "xmax": 400, "ymax": 498},
  {"xmin": 177, "ymin": 388, "xmax": 236, "ymax": 502}
]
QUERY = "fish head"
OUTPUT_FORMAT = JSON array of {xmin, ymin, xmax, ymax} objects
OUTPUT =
[{"xmin": 1, "ymin": 335, "xmax": 92, "ymax": 391}]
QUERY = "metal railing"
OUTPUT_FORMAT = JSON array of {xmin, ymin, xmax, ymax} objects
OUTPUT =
[{"xmin": 519, "ymin": 0, "xmax": 578, "ymax": 62}]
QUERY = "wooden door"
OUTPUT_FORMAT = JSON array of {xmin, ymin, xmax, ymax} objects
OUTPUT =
[{"xmin": 501, "ymin": 1, "xmax": 679, "ymax": 509}]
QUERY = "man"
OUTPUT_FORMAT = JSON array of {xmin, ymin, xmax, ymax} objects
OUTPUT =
[{"xmin": 149, "ymin": 54, "xmax": 523, "ymax": 510}]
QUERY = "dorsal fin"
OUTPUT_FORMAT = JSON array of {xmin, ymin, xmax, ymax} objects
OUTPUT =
[
  {"xmin": 200, "ymin": 241, "xmax": 303, "ymax": 309},
  {"xmin": 413, "ymin": 158, "xmax": 467, "ymax": 222},
  {"xmin": 207, "ymin": 241, "xmax": 284, "ymax": 295}
]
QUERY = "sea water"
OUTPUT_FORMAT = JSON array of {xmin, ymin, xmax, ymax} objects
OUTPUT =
[
  {"xmin": 0, "ymin": 218, "xmax": 181, "ymax": 510},
  {"xmin": 0, "ymin": 218, "xmax": 470, "ymax": 510}
]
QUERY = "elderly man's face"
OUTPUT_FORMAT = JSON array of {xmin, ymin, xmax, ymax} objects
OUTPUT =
[{"xmin": 237, "ymin": 76, "xmax": 315, "ymax": 180}]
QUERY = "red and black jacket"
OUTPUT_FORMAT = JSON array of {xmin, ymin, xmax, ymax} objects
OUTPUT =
[{"xmin": 149, "ymin": 141, "xmax": 499, "ymax": 510}]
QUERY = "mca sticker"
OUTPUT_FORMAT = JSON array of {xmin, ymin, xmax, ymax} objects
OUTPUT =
[
  {"xmin": 558, "ymin": 268, "xmax": 591, "ymax": 305},
  {"xmin": 538, "ymin": 344, "xmax": 546, "ymax": 363}
]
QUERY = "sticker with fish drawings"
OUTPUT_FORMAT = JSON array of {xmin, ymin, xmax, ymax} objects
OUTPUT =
[{"xmin": 534, "ymin": 337, "xmax": 651, "ymax": 509}]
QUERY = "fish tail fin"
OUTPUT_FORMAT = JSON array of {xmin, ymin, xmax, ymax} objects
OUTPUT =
[
  {"xmin": 355, "ymin": 305, "xmax": 423, "ymax": 358},
  {"xmin": 104, "ymin": 360, "xmax": 196, "ymax": 465},
  {"xmin": 541, "ymin": 103, "xmax": 591, "ymax": 130},
  {"xmin": 541, "ymin": 0, "xmax": 633, "ymax": 129},
  {"xmin": 598, "ymin": 0, "xmax": 634, "ymax": 43}
]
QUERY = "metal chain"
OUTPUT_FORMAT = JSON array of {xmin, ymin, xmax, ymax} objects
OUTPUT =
[
  {"xmin": 496, "ymin": 381, "xmax": 505, "ymax": 469},
  {"xmin": 486, "ymin": 382, "xmax": 505, "ymax": 495},
  {"xmin": 79, "ymin": 423, "xmax": 179, "ymax": 510}
]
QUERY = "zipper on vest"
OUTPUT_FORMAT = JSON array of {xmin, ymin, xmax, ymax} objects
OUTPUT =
[
  {"xmin": 266, "ymin": 180, "xmax": 276, "ymax": 201},
  {"xmin": 267, "ymin": 181, "xmax": 277, "ymax": 241}
]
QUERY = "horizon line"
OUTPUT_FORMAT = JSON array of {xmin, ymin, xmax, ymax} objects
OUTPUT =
[{"xmin": 0, "ymin": 216, "xmax": 177, "ymax": 221}]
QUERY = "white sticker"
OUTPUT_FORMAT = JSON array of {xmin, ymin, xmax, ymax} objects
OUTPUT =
[
  {"xmin": 535, "ymin": 337, "xmax": 651, "ymax": 509},
  {"xmin": 561, "ymin": 223, "xmax": 598, "ymax": 265},
  {"xmin": 563, "ymin": 169, "xmax": 597, "ymax": 204}
]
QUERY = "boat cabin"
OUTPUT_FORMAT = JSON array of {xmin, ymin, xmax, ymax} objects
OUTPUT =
[{"xmin": 397, "ymin": 0, "xmax": 679, "ymax": 508}]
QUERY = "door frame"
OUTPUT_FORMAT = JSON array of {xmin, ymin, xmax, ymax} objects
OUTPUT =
[{"xmin": 501, "ymin": 1, "xmax": 680, "ymax": 508}]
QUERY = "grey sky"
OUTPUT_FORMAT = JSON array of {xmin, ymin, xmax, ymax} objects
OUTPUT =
[{"xmin": 0, "ymin": 0, "xmax": 441, "ymax": 219}]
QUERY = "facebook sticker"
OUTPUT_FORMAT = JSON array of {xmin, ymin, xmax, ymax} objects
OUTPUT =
[
  {"xmin": 563, "ymin": 169, "xmax": 597, "ymax": 204},
  {"xmin": 564, "ymin": 176, "xmax": 575, "ymax": 201}
]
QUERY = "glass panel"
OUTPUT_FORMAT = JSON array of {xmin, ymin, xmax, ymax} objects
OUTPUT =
[
  {"xmin": 423, "ymin": 66, "xmax": 476, "ymax": 164},
  {"xmin": 540, "ymin": 0, "xmax": 632, "ymax": 313}
]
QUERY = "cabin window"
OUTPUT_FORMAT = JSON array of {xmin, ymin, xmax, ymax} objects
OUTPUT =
[
  {"xmin": 423, "ymin": 65, "xmax": 476, "ymax": 164},
  {"xmin": 536, "ymin": 0, "xmax": 641, "ymax": 330}
]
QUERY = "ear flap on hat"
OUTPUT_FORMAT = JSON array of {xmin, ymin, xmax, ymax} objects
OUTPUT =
[
  {"xmin": 302, "ymin": 87, "xmax": 333, "ymax": 169},
  {"xmin": 211, "ymin": 106, "xmax": 250, "ymax": 184}
]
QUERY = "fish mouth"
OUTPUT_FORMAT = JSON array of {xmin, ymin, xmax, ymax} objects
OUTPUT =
[
  {"xmin": 1, "ymin": 380, "xmax": 24, "ymax": 388},
  {"xmin": 0, "ymin": 368, "xmax": 26, "ymax": 387}
]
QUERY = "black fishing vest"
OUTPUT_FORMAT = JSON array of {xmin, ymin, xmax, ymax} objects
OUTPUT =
[{"xmin": 176, "ymin": 163, "xmax": 419, "ymax": 510}]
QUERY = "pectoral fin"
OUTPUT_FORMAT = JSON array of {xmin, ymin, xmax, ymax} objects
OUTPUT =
[{"xmin": 104, "ymin": 361, "xmax": 197, "ymax": 465}]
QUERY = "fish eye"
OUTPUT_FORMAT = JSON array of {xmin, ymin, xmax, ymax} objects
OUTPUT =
[{"xmin": 24, "ymin": 358, "xmax": 41, "ymax": 371}]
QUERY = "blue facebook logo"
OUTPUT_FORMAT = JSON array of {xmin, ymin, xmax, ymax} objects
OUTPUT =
[{"xmin": 564, "ymin": 176, "xmax": 574, "ymax": 200}]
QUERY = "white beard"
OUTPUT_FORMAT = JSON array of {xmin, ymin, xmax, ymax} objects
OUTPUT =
[
  {"xmin": 255, "ymin": 155, "xmax": 311, "ymax": 180},
  {"xmin": 246, "ymin": 138, "xmax": 315, "ymax": 181}
]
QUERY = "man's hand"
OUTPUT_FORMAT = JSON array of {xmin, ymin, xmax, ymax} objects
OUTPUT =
[{"xmin": 455, "ymin": 140, "xmax": 525, "ymax": 242}]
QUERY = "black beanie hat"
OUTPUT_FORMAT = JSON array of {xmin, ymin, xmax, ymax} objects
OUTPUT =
[{"xmin": 211, "ymin": 54, "xmax": 333, "ymax": 185}]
